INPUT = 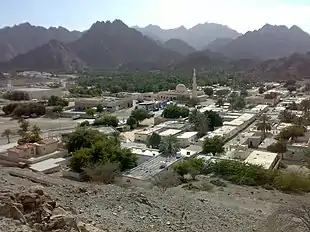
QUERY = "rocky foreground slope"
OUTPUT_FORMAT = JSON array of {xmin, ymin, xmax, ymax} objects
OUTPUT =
[{"xmin": 0, "ymin": 168, "xmax": 307, "ymax": 232}]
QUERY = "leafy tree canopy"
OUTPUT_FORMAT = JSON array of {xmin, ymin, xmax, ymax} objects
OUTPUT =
[
  {"xmin": 93, "ymin": 114, "xmax": 119, "ymax": 127},
  {"xmin": 147, "ymin": 133, "xmax": 161, "ymax": 149},
  {"xmin": 203, "ymin": 136, "xmax": 225, "ymax": 155},
  {"xmin": 162, "ymin": 105, "xmax": 189, "ymax": 119},
  {"xmin": 131, "ymin": 108, "xmax": 151, "ymax": 125},
  {"xmin": 48, "ymin": 95, "xmax": 69, "ymax": 107}
]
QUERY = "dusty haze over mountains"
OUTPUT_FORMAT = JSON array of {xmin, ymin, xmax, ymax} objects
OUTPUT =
[{"xmin": 0, "ymin": 19, "xmax": 310, "ymax": 78}]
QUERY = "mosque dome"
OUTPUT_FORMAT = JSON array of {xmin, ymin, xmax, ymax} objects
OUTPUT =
[{"xmin": 175, "ymin": 84, "xmax": 187, "ymax": 93}]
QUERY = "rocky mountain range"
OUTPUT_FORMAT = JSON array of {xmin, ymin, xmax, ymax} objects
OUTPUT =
[
  {"xmin": 133, "ymin": 23, "xmax": 241, "ymax": 50},
  {"xmin": 204, "ymin": 38, "xmax": 234, "ymax": 52},
  {"xmin": 252, "ymin": 52, "xmax": 310, "ymax": 80},
  {"xmin": 0, "ymin": 23, "xmax": 82, "ymax": 62},
  {"xmin": 218, "ymin": 24, "xmax": 310, "ymax": 60},
  {"xmin": 1, "ymin": 40, "xmax": 86, "ymax": 72},
  {"xmin": 68, "ymin": 20, "xmax": 181, "ymax": 69},
  {"xmin": 163, "ymin": 39, "xmax": 196, "ymax": 56},
  {"xmin": 0, "ymin": 20, "xmax": 310, "ymax": 79}
]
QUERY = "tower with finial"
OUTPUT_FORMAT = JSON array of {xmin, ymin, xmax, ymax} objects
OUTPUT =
[{"xmin": 192, "ymin": 68, "xmax": 197, "ymax": 99}]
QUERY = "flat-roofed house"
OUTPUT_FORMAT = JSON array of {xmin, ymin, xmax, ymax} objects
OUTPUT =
[
  {"xmin": 177, "ymin": 131, "xmax": 198, "ymax": 147},
  {"xmin": 35, "ymin": 138, "xmax": 58, "ymax": 156},
  {"xmin": 244, "ymin": 150, "xmax": 279, "ymax": 169},
  {"xmin": 7, "ymin": 143, "xmax": 37, "ymax": 159}
]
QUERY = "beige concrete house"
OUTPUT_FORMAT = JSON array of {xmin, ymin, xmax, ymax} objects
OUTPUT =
[
  {"xmin": 35, "ymin": 138, "xmax": 58, "ymax": 156},
  {"xmin": 7, "ymin": 143, "xmax": 37, "ymax": 159},
  {"xmin": 7, "ymin": 138, "xmax": 58, "ymax": 159}
]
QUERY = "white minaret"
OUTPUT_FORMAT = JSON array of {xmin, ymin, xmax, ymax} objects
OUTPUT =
[
  {"xmin": 7, "ymin": 79, "xmax": 12, "ymax": 91},
  {"xmin": 192, "ymin": 68, "xmax": 197, "ymax": 99}
]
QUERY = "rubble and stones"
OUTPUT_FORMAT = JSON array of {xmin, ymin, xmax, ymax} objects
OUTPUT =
[{"xmin": 0, "ymin": 167, "xmax": 309, "ymax": 232}]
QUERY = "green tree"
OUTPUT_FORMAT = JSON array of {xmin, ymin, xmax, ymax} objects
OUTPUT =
[
  {"xmin": 162, "ymin": 105, "xmax": 189, "ymax": 119},
  {"xmin": 1, "ymin": 129, "xmax": 12, "ymax": 144},
  {"xmin": 3, "ymin": 91, "xmax": 29, "ymax": 101},
  {"xmin": 203, "ymin": 136, "xmax": 225, "ymax": 155},
  {"xmin": 267, "ymin": 140, "xmax": 287, "ymax": 159},
  {"xmin": 131, "ymin": 108, "xmax": 151, "ymax": 126},
  {"xmin": 70, "ymin": 148, "xmax": 92, "ymax": 173},
  {"xmin": 3, "ymin": 103, "xmax": 45, "ymax": 117},
  {"xmin": 48, "ymin": 95, "xmax": 68, "ymax": 107},
  {"xmin": 289, "ymin": 101, "xmax": 298, "ymax": 110},
  {"xmin": 67, "ymin": 128, "xmax": 104, "ymax": 153},
  {"xmin": 204, "ymin": 110, "xmax": 223, "ymax": 131},
  {"xmin": 93, "ymin": 114, "xmax": 119, "ymax": 127},
  {"xmin": 240, "ymin": 89, "xmax": 248, "ymax": 97},
  {"xmin": 189, "ymin": 109, "xmax": 209, "ymax": 137},
  {"xmin": 96, "ymin": 104, "xmax": 104, "ymax": 113},
  {"xmin": 279, "ymin": 110, "xmax": 296, "ymax": 123},
  {"xmin": 52, "ymin": 105, "xmax": 64, "ymax": 115},
  {"xmin": 216, "ymin": 97, "xmax": 224, "ymax": 107},
  {"xmin": 31, "ymin": 125, "xmax": 42, "ymax": 138},
  {"xmin": 203, "ymin": 87, "xmax": 214, "ymax": 97},
  {"xmin": 277, "ymin": 125, "xmax": 306, "ymax": 141},
  {"xmin": 258, "ymin": 86, "xmax": 265, "ymax": 94},
  {"xmin": 159, "ymin": 135, "xmax": 180, "ymax": 157},
  {"xmin": 147, "ymin": 133, "xmax": 161, "ymax": 149},
  {"xmin": 69, "ymin": 135, "xmax": 137, "ymax": 173},
  {"xmin": 256, "ymin": 114, "xmax": 272, "ymax": 139},
  {"xmin": 85, "ymin": 108, "xmax": 96, "ymax": 117},
  {"xmin": 300, "ymin": 99, "xmax": 310, "ymax": 115},
  {"xmin": 126, "ymin": 116, "xmax": 137, "ymax": 129},
  {"xmin": 230, "ymin": 96, "xmax": 246, "ymax": 111},
  {"xmin": 80, "ymin": 120, "xmax": 90, "ymax": 127},
  {"xmin": 287, "ymin": 86, "xmax": 297, "ymax": 93},
  {"xmin": 187, "ymin": 158, "xmax": 204, "ymax": 180},
  {"xmin": 173, "ymin": 158, "xmax": 204, "ymax": 180},
  {"xmin": 18, "ymin": 118, "xmax": 29, "ymax": 136}
]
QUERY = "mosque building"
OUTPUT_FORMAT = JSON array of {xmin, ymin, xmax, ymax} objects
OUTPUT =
[{"xmin": 156, "ymin": 69, "xmax": 205, "ymax": 101}]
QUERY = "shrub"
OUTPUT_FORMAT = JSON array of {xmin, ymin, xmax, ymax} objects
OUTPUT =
[
  {"xmin": 83, "ymin": 162, "xmax": 120, "ymax": 184},
  {"xmin": 210, "ymin": 160, "xmax": 275, "ymax": 186},
  {"xmin": 173, "ymin": 158, "xmax": 204, "ymax": 180},
  {"xmin": 162, "ymin": 104, "xmax": 189, "ymax": 119},
  {"xmin": 152, "ymin": 170, "xmax": 181, "ymax": 192},
  {"xmin": 80, "ymin": 120, "xmax": 90, "ymax": 127},
  {"xmin": 273, "ymin": 172, "xmax": 310, "ymax": 193},
  {"xmin": 48, "ymin": 95, "xmax": 68, "ymax": 107},
  {"xmin": 93, "ymin": 115, "xmax": 119, "ymax": 127},
  {"xmin": 209, "ymin": 160, "xmax": 310, "ymax": 193},
  {"xmin": 182, "ymin": 182, "xmax": 214, "ymax": 192},
  {"xmin": 210, "ymin": 179, "xmax": 227, "ymax": 187},
  {"xmin": 2, "ymin": 102, "xmax": 45, "ymax": 117}
]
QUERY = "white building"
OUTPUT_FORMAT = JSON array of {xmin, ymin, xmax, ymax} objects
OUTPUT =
[
  {"xmin": 247, "ymin": 104, "xmax": 269, "ymax": 115},
  {"xmin": 136, "ymin": 101, "xmax": 159, "ymax": 111},
  {"xmin": 159, "ymin": 129, "xmax": 182, "ymax": 138},
  {"xmin": 223, "ymin": 113, "xmax": 256, "ymax": 131},
  {"xmin": 134, "ymin": 127, "xmax": 164, "ymax": 142},
  {"xmin": 244, "ymin": 150, "xmax": 279, "ymax": 169},
  {"xmin": 130, "ymin": 147, "xmax": 160, "ymax": 164},
  {"xmin": 177, "ymin": 131, "xmax": 198, "ymax": 147},
  {"xmin": 198, "ymin": 125, "xmax": 237, "ymax": 144}
]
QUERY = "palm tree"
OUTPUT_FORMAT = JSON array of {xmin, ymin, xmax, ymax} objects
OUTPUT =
[
  {"xmin": 1, "ymin": 129, "xmax": 12, "ymax": 143},
  {"xmin": 256, "ymin": 114, "xmax": 271, "ymax": 139},
  {"xmin": 300, "ymin": 99, "xmax": 310, "ymax": 115},
  {"xmin": 159, "ymin": 135, "xmax": 180, "ymax": 158},
  {"xmin": 189, "ymin": 109, "xmax": 209, "ymax": 137}
]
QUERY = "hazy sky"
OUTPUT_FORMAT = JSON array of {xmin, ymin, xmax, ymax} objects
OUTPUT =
[{"xmin": 1, "ymin": 0, "xmax": 310, "ymax": 33}]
